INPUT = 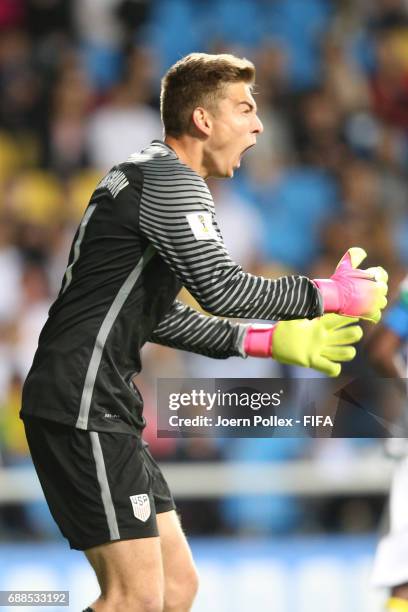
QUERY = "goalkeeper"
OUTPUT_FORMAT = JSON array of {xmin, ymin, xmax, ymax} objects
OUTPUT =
[{"xmin": 20, "ymin": 53, "xmax": 387, "ymax": 612}]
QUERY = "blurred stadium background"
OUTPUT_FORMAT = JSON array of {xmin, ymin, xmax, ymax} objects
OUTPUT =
[{"xmin": 0, "ymin": 0, "xmax": 408, "ymax": 609}]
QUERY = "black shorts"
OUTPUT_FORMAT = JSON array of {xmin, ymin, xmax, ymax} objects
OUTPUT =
[{"xmin": 23, "ymin": 417, "xmax": 175, "ymax": 551}]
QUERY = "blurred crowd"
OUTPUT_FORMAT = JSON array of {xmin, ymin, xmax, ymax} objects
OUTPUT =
[{"xmin": 0, "ymin": 0, "xmax": 408, "ymax": 541}]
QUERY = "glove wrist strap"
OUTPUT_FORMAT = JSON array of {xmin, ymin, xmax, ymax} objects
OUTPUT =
[
  {"xmin": 244, "ymin": 324, "xmax": 276, "ymax": 358},
  {"xmin": 313, "ymin": 279, "xmax": 340, "ymax": 312}
]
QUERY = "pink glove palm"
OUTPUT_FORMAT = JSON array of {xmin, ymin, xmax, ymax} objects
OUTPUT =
[{"xmin": 314, "ymin": 247, "xmax": 388, "ymax": 323}]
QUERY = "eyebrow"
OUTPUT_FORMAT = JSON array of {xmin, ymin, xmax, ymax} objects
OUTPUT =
[{"xmin": 238, "ymin": 100, "xmax": 257, "ymax": 113}]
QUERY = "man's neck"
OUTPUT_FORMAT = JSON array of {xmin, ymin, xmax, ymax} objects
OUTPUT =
[{"xmin": 164, "ymin": 135, "xmax": 208, "ymax": 178}]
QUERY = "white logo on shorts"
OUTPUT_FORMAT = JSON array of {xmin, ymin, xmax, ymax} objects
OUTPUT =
[{"xmin": 130, "ymin": 494, "xmax": 151, "ymax": 522}]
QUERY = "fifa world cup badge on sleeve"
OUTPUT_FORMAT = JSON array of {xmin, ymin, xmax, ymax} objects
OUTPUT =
[{"xmin": 186, "ymin": 212, "xmax": 219, "ymax": 241}]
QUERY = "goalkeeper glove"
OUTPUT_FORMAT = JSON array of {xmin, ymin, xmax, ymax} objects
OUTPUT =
[
  {"xmin": 244, "ymin": 313, "xmax": 362, "ymax": 377},
  {"xmin": 386, "ymin": 598, "xmax": 408, "ymax": 612},
  {"xmin": 313, "ymin": 247, "xmax": 388, "ymax": 323}
]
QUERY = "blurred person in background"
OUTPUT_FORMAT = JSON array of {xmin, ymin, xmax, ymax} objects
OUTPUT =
[
  {"xmin": 12, "ymin": 264, "xmax": 51, "ymax": 381},
  {"xmin": 0, "ymin": 261, "xmax": 56, "ymax": 542},
  {"xmin": 369, "ymin": 274, "xmax": 408, "ymax": 612},
  {"xmin": 86, "ymin": 46, "xmax": 162, "ymax": 171},
  {"xmin": 313, "ymin": 157, "xmax": 397, "ymax": 282},
  {"xmin": 293, "ymin": 87, "xmax": 347, "ymax": 173},
  {"xmin": 0, "ymin": 372, "xmax": 36, "ymax": 541},
  {"xmin": 43, "ymin": 54, "xmax": 93, "ymax": 178},
  {"xmin": 72, "ymin": 0, "xmax": 151, "ymax": 91},
  {"xmin": 369, "ymin": 14, "xmax": 408, "ymax": 129},
  {"xmin": 19, "ymin": 51, "xmax": 371, "ymax": 612},
  {"xmin": 0, "ymin": 215, "xmax": 25, "ymax": 435},
  {"xmin": 0, "ymin": 28, "xmax": 43, "ymax": 163}
]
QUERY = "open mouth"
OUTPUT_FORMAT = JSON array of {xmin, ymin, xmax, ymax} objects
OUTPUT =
[
  {"xmin": 242, "ymin": 143, "xmax": 256, "ymax": 156},
  {"xmin": 236, "ymin": 143, "xmax": 256, "ymax": 167}
]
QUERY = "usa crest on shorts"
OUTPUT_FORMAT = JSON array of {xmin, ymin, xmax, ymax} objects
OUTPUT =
[{"xmin": 130, "ymin": 494, "xmax": 151, "ymax": 522}]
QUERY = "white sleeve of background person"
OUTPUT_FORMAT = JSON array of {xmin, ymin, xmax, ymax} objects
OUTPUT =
[{"xmin": 371, "ymin": 456, "xmax": 408, "ymax": 588}]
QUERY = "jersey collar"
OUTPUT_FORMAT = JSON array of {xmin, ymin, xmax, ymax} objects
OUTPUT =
[{"xmin": 150, "ymin": 140, "xmax": 178, "ymax": 158}]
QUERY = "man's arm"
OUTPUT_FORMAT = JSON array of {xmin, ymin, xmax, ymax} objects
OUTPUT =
[
  {"xmin": 139, "ymin": 164, "xmax": 386, "ymax": 323},
  {"xmin": 148, "ymin": 300, "xmax": 363, "ymax": 377},
  {"xmin": 139, "ymin": 167, "xmax": 322, "ymax": 321},
  {"xmin": 147, "ymin": 300, "xmax": 248, "ymax": 359}
]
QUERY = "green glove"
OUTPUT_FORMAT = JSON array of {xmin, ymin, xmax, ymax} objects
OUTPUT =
[{"xmin": 272, "ymin": 313, "xmax": 363, "ymax": 377}]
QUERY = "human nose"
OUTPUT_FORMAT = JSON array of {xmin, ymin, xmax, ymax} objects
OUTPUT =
[{"xmin": 253, "ymin": 114, "xmax": 264, "ymax": 134}]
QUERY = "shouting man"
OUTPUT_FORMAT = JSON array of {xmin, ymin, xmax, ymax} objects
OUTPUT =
[{"xmin": 21, "ymin": 53, "xmax": 387, "ymax": 611}]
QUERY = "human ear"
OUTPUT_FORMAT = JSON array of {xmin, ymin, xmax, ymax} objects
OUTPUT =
[{"xmin": 192, "ymin": 107, "xmax": 212, "ymax": 136}]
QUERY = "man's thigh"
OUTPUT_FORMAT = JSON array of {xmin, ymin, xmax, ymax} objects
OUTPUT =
[
  {"xmin": 83, "ymin": 512, "xmax": 197, "ymax": 608},
  {"xmin": 85, "ymin": 537, "xmax": 164, "ymax": 600}
]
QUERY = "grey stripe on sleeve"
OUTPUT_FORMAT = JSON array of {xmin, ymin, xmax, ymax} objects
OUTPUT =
[
  {"xmin": 90, "ymin": 432, "xmax": 120, "ymax": 541},
  {"xmin": 76, "ymin": 245, "xmax": 155, "ymax": 429}
]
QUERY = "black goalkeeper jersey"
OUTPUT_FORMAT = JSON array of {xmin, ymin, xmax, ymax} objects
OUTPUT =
[{"xmin": 21, "ymin": 141, "xmax": 323, "ymax": 435}]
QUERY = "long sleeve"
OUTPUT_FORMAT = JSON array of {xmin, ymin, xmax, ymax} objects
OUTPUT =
[
  {"xmin": 148, "ymin": 300, "xmax": 248, "ymax": 359},
  {"xmin": 139, "ymin": 153, "xmax": 322, "ymax": 322}
]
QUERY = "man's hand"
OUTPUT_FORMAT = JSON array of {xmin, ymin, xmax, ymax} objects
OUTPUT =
[
  {"xmin": 314, "ymin": 247, "xmax": 388, "ymax": 323},
  {"xmin": 271, "ymin": 314, "xmax": 363, "ymax": 376}
]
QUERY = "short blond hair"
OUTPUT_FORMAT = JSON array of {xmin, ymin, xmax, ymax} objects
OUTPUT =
[{"xmin": 160, "ymin": 52, "xmax": 255, "ymax": 137}]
